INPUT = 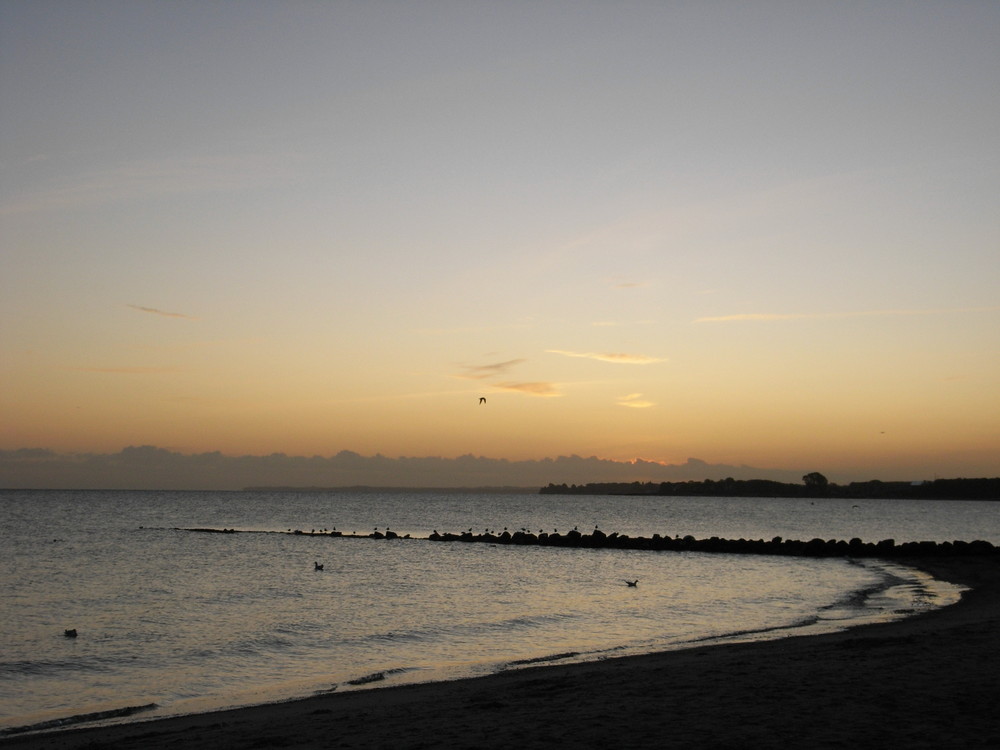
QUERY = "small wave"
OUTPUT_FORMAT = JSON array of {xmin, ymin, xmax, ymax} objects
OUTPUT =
[
  {"xmin": 492, "ymin": 612, "xmax": 579, "ymax": 631},
  {"xmin": 172, "ymin": 632, "xmax": 299, "ymax": 666},
  {"xmin": 346, "ymin": 611, "xmax": 580, "ymax": 649},
  {"xmin": 346, "ymin": 671, "xmax": 386, "ymax": 685},
  {"xmin": 505, "ymin": 651, "xmax": 581, "ymax": 667},
  {"xmin": 232, "ymin": 634, "xmax": 295, "ymax": 655},
  {"xmin": 681, "ymin": 615, "xmax": 823, "ymax": 646},
  {"xmin": 0, "ymin": 659, "xmax": 113, "ymax": 677},
  {"xmin": 0, "ymin": 702, "xmax": 158, "ymax": 737},
  {"xmin": 341, "ymin": 627, "xmax": 435, "ymax": 647},
  {"xmin": 819, "ymin": 580, "xmax": 889, "ymax": 612},
  {"xmin": 345, "ymin": 666, "xmax": 415, "ymax": 686},
  {"xmin": 819, "ymin": 560, "xmax": 950, "ymax": 621}
]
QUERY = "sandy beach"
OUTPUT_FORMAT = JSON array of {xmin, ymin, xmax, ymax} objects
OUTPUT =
[{"xmin": 3, "ymin": 555, "xmax": 998, "ymax": 750}]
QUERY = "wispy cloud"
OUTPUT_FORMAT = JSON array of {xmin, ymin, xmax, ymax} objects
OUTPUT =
[
  {"xmin": 2, "ymin": 154, "xmax": 298, "ymax": 216},
  {"xmin": 695, "ymin": 306, "xmax": 1000, "ymax": 323},
  {"xmin": 494, "ymin": 381, "xmax": 562, "ymax": 397},
  {"xmin": 454, "ymin": 358, "xmax": 526, "ymax": 380},
  {"xmin": 129, "ymin": 304, "xmax": 198, "ymax": 321},
  {"xmin": 418, "ymin": 322, "xmax": 532, "ymax": 336},
  {"xmin": 617, "ymin": 393, "xmax": 655, "ymax": 408},
  {"xmin": 696, "ymin": 313, "xmax": 825, "ymax": 323},
  {"xmin": 547, "ymin": 349, "xmax": 666, "ymax": 364},
  {"xmin": 591, "ymin": 320, "xmax": 655, "ymax": 327},
  {"xmin": 612, "ymin": 281, "xmax": 648, "ymax": 289},
  {"xmin": 70, "ymin": 366, "xmax": 179, "ymax": 374}
]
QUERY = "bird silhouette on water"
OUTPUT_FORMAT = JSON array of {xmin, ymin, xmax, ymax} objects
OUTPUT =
[
  {"xmin": 314, "ymin": 562, "xmax": 324, "ymax": 571},
  {"xmin": 625, "ymin": 579, "xmax": 638, "ymax": 587}
]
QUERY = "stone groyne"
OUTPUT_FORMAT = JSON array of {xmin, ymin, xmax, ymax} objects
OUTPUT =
[
  {"xmin": 428, "ymin": 528, "xmax": 998, "ymax": 559},
  {"xmin": 175, "ymin": 525, "xmax": 998, "ymax": 558}
]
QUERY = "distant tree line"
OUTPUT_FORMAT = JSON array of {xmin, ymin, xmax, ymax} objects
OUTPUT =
[{"xmin": 539, "ymin": 474, "xmax": 1000, "ymax": 500}]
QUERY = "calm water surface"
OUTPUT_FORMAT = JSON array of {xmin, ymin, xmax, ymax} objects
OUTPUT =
[{"xmin": 2, "ymin": 490, "xmax": 995, "ymax": 733}]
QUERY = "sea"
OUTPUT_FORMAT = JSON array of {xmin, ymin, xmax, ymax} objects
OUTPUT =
[{"xmin": 2, "ymin": 489, "xmax": 998, "ymax": 735}]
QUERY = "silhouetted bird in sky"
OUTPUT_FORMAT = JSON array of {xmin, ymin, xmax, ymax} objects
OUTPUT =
[{"xmin": 479, "ymin": 397, "xmax": 486, "ymax": 404}]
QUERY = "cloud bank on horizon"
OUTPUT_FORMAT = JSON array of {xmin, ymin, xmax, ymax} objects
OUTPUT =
[{"xmin": 0, "ymin": 446, "xmax": 816, "ymax": 491}]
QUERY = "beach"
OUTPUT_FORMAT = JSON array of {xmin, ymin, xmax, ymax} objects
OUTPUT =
[{"xmin": 3, "ymin": 555, "xmax": 997, "ymax": 750}]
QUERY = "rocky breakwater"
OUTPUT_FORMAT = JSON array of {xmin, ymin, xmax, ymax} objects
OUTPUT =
[{"xmin": 427, "ymin": 528, "xmax": 998, "ymax": 559}]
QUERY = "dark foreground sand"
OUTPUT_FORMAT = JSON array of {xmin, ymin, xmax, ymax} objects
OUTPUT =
[{"xmin": 4, "ymin": 556, "xmax": 998, "ymax": 750}]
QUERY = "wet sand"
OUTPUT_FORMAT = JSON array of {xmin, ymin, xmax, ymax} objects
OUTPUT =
[{"xmin": 4, "ymin": 556, "xmax": 998, "ymax": 750}]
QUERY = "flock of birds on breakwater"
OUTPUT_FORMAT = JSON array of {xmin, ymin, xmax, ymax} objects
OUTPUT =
[
  {"xmin": 426, "ymin": 526, "xmax": 999, "ymax": 559},
  {"xmin": 178, "ymin": 523, "xmax": 998, "ymax": 559}
]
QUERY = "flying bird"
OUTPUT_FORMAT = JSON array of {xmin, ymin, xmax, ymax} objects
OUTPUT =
[{"xmin": 479, "ymin": 397, "xmax": 486, "ymax": 404}]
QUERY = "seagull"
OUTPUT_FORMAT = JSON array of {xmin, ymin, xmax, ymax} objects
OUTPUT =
[
  {"xmin": 625, "ymin": 579, "xmax": 638, "ymax": 587},
  {"xmin": 479, "ymin": 397, "xmax": 486, "ymax": 404}
]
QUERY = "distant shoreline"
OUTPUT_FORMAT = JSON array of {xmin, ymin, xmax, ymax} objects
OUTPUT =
[
  {"xmin": 541, "ymin": 476, "xmax": 1000, "ymax": 500},
  {"xmin": 242, "ymin": 485, "xmax": 539, "ymax": 494}
]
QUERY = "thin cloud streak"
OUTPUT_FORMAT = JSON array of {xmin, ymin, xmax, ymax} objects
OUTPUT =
[
  {"xmin": 547, "ymin": 349, "xmax": 666, "ymax": 364},
  {"xmin": 2, "ymin": 154, "xmax": 298, "ymax": 216},
  {"xmin": 591, "ymin": 320, "xmax": 655, "ymax": 327},
  {"xmin": 326, "ymin": 389, "xmax": 488, "ymax": 405},
  {"xmin": 454, "ymin": 359, "xmax": 527, "ymax": 380},
  {"xmin": 70, "ymin": 366, "xmax": 180, "ymax": 374},
  {"xmin": 494, "ymin": 382, "xmax": 561, "ymax": 397},
  {"xmin": 417, "ymin": 323, "xmax": 532, "ymax": 336},
  {"xmin": 128, "ymin": 304, "xmax": 198, "ymax": 320},
  {"xmin": 617, "ymin": 393, "xmax": 655, "ymax": 408},
  {"xmin": 695, "ymin": 306, "xmax": 1000, "ymax": 323},
  {"xmin": 612, "ymin": 281, "xmax": 648, "ymax": 289}
]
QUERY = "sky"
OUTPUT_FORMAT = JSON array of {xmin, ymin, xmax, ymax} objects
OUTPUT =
[{"xmin": 2, "ymin": 0, "xmax": 998, "ymax": 489}]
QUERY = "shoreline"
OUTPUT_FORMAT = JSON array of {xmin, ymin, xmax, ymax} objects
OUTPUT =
[{"xmin": 3, "ymin": 555, "xmax": 998, "ymax": 749}]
